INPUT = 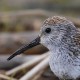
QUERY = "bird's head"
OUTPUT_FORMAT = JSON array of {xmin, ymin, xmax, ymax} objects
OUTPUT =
[
  {"xmin": 7, "ymin": 16, "xmax": 76, "ymax": 60},
  {"xmin": 40, "ymin": 16, "xmax": 76, "ymax": 50}
]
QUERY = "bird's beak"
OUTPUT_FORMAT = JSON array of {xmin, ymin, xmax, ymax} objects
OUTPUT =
[{"xmin": 7, "ymin": 36, "xmax": 40, "ymax": 60}]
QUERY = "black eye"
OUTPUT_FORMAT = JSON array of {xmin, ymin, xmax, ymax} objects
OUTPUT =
[{"xmin": 45, "ymin": 28, "xmax": 51, "ymax": 33}]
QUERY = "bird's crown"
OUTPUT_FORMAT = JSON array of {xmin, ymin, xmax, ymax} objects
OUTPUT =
[{"xmin": 43, "ymin": 16, "xmax": 70, "ymax": 26}]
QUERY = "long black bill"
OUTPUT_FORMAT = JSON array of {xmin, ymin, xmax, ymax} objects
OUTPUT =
[{"xmin": 7, "ymin": 36, "xmax": 40, "ymax": 61}]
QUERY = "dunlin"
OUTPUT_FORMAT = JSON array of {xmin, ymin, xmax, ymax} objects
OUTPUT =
[{"xmin": 8, "ymin": 16, "xmax": 80, "ymax": 80}]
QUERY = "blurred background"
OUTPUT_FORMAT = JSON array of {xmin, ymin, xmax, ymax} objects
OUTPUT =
[{"xmin": 0, "ymin": 0, "xmax": 80, "ymax": 80}]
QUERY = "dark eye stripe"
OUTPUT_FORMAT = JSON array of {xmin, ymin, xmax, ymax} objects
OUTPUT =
[{"xmin": 45, "ymin": 28, "xmax": 51, "ymax": 33}]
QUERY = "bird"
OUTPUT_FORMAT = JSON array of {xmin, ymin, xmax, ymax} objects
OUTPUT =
[{"xmin": 7, "ymin": 16, "xmax": 80, "ymax": 80}]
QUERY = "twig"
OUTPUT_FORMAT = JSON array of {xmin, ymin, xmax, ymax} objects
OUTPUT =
[
  {"xmin": 20, "ymin": 57, "xmax": 49, "ymax": 80},
  {"xmin": 0, "ymin": 9, "xmax": 50, "ymax": 18},
  {"xmin": 6, "ymin": 53, "xmax": 49, "ymax": 75},
  {"xmin": 32, "ymin": 69, "xmax": 45, "ymax": 80},
  {"xmin": 0, "ymin": 74, "xmax": 17, "ymax": 80},
  {"xmin": 1, "ymin": 9, "xmax": 80, "ymax": 27}
]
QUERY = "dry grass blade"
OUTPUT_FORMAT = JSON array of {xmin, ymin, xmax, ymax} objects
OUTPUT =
[
  {"xmin": 32, "ymin": 69, "xmax": 46, "ymax": 80},
  {"xmin": 20, "ymin": 57, "xmax": 49, "ymax": 80},
  {"xmin": 0, "ymin": 74, "xmax": 17, "ymax": 80},
  {"xmin": 6, "ymin": 53, "xmax": 49, "ymax": 76}
]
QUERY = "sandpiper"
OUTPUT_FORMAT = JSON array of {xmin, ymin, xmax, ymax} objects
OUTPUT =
[{"xmin": 7, "ymin": 16, "xmax": 80, "ymax": 80}]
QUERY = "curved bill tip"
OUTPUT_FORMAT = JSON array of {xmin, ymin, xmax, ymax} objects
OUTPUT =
[{"xmin": 7, "ymin": 36, "xmax": 40, "ymax": 61}]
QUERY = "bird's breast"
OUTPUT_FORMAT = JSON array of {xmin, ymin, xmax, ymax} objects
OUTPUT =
[{"xmin": 49, "ymin": 50, "xmax": 80, "ymax": 79}]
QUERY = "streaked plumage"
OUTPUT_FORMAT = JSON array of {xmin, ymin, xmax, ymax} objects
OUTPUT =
[{"xmin": 40, "ymin": 16, "xmax": 80, "ymax": 80}]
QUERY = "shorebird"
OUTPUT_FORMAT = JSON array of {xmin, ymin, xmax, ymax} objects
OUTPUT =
[{"xmin": 7, "ymin": 16, "xmax": 80, "ymax": 80}]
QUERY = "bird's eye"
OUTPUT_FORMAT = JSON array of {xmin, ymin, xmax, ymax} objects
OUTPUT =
[{"xmin": 45, "ymin": 28, "xmax": 51, "ymax": 33}]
